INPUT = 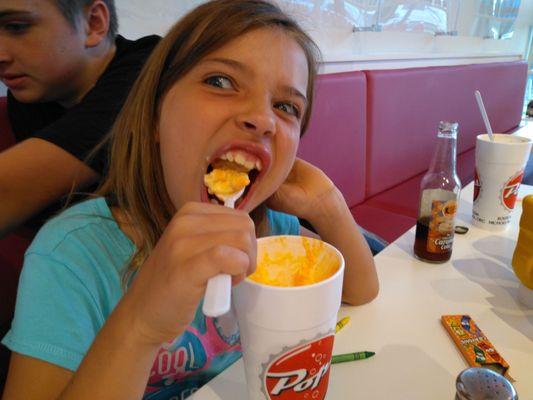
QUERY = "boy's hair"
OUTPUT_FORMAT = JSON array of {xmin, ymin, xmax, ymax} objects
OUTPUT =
[
  {"xmin": 54, "ymin": 0, "xmax": 118, "ymax": 40},
  {"xmin": 97, "ymin": 0, "xmax": 321, "ymax": 285}
]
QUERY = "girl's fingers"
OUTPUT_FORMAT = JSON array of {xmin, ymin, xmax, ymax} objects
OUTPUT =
[
  {"xmin": 172, "ymin": 229, "xmax": 257, "ymax": 269},
  {"xmin": 183, "ymin": 245, "xmax": 252, "ymax": 287},
  {"xmin": 177, "ymin": 201, "xmax": 249, "ymax": 217},
  {"xmin": 231, "ymin": 272, "xmax": 247, "ymax": 286},
  {"xmin": 169, "ymin": 212, "xmax": 256, "ymax": 236}
]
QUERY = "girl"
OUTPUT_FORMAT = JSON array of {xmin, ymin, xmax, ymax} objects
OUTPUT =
[{"xmin": 2, "ymin": 1, "xmax": 378, "ymax": 399}]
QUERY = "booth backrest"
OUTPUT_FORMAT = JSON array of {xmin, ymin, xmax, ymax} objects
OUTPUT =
[
  {"xmin": 0, "ymin": 96, "xmax": 16, "ymax": 393},
  {"xmin": 298, "ymin": 71, "xmax": 367, "ymax": 207},
  {"xmin": 0, "ymin": 97, "xmax": 14, "ymax": 151},
  {"xmin": 365, "ymin": 61, "xmax": 528, "ymax": 197}
]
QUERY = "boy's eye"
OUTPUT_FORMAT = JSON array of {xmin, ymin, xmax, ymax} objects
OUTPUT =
[
  {"xmin": 3, "ymin": 22, "xmax": 31, "ymax": 34},
  {"xmin": 275, "ymin": 102, "xmax": 301, "ymax": 119},
  {"xmin": 204, "ymin": 75, "xmax": 234, "ymax": 89}
]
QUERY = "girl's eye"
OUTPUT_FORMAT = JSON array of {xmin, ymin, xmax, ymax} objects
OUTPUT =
[
  {"xmin": 276, "ymin": 102, "xmax": 301, "ymax": 119},
  {"xmin": 4, "ymin": 22, "xmax": 31, "ymax": 34},
  {"xmin": 204, "ymin": 75, "xmax": 234, "ymax": 89}
]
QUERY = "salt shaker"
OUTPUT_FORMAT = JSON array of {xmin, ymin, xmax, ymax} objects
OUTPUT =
[{"xmin": 456, "ymin": 367, "xmax": 518, "ymax": 400}]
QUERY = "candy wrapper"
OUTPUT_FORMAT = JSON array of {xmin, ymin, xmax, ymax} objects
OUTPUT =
[{"xmin": 441, "ymin": 315, "xmax": 510, "ymax": 376}]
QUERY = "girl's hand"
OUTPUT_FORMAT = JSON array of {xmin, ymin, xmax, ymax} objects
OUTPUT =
[
  {"xmin": 122, "ymin": 202, "xmax": 256, "ymax": 346},
  {"xmin": 266, "ymin": 158, "xmax": 344, "ymax": 223}
]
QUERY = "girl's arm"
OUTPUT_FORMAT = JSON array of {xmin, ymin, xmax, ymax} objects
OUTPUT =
[
  {"xmin": 268, "ymin": 158, "xmax": 379, "ymax": 305},
  {"xmin": 3, "ymin": 306, "xmax": 159, "ymax": 400},
  {"xmin": 3, "ymin": 202, "xmax": 256, "ymax": 400},
  {"xmin": 302, "ymin": 187, "xmax": 378, "ymax": 305}
]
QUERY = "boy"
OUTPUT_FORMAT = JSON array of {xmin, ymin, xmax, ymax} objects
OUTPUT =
[
  {"xmin": 0, "ymin": 0, "xmax": 160, "ymax": 236},
  {"xmin": 0, "ymin": 1, "xmax": 159, "ymax": 391}
]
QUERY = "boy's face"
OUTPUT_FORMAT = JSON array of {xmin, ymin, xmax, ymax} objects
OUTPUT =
[
  {"xmin": 0, "ymin": 0, "xmax": 89, "ymax": 104},
  {"xmin": 158, "ymin": 27, "xmax": 309, "ymax": 213}
]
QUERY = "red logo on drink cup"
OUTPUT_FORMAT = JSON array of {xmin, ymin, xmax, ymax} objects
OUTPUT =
[
  {"xmin": 263, "ymin": 335, "xmax": 334, "ymax": 399},
  {"xmin": 501, "ymin": 171, "xmax": 524, "ymax": 211},
  {"xmin": 473, "ymin": 169, "xmax": 480, "ymax": 202}
]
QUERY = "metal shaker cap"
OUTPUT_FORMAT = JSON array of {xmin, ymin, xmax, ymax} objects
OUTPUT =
[{"xmin": 456, "ymin": 367, "xmax": 517, "ymax": 400}]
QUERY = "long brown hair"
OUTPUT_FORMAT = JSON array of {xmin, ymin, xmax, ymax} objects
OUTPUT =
[{"xmin": 98, "ymin": 0, "xmax": 321, "ymax": 284}]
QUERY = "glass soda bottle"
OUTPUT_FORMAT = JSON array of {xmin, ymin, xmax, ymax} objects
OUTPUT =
[{"xmin": 414, "ymin": 121, "xmax": 462, "ymax": 263}]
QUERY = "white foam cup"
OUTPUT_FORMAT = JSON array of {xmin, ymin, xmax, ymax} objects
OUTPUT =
[
  {"xmin": 472, "ymin": 134, "xmax": 532, "ymax": 230},
  {"xmin": 233, "ymin": 235, "xmax": 345, "ymax": 400}
]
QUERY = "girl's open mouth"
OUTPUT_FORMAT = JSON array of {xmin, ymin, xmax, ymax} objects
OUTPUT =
[{"xmin": 204, "ymin": 149, "xmax": 263, "ymax": 208}]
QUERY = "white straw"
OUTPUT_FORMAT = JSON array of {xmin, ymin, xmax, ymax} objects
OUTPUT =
[{"xmin": 475, "ymin": 90, "xmax": 494, "ymax": 142}]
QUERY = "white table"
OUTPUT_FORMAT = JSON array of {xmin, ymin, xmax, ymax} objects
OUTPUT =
[{"xmin": 192, "ymin": 182, "xmax": 533, "ymax": 400}]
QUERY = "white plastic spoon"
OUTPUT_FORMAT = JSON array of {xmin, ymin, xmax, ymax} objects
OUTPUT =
[
  {"xmin": 202, "ymin": 187, "xmax": 245, "ymax": 317},
  {"xmin": 475, "ymin": 90, "xmax": 495, "ymax": 142}
]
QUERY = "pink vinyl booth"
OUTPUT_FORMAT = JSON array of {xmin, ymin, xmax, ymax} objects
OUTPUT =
[
  {"xmin": 0, "ymin": 60, "xmax": 528, "ymax": 390},
  {"xmin": 299, "ymin": 61, "xmax": 527, "ymax": 243},
  {"xmin": 0, "ymin": 96, "xmax": 34, "ymax": 391}
]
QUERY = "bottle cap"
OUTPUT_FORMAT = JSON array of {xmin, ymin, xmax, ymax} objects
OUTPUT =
[
  {"xmin": 456, "ymin": 367, "xmax": 517, "ymax": 400},
  {"xmin": 439, "ymin": 121, "xmax": 459, "ymax": 132}
]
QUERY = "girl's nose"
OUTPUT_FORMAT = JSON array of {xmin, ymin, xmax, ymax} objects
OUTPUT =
[{"xmin": 236, "ymin": 99, "xmax": 276, "ymax": 137}]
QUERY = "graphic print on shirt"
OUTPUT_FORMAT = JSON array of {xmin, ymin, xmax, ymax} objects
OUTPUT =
[{"xmin": 143, "ymin": 302, "xmax": 241, "ymax": 400}]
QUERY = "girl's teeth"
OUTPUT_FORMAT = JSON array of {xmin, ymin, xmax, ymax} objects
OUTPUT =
[
  {"xmin": 215, "ymin": 150, "xmax": 262, "ymax": 171},
  {"xmin": 235, "ymin": 153, "xmax": 246, "ymax": 166},
  {"xmin": 243, "ymin": 159, "xmax": 255, "ymax": 170}
]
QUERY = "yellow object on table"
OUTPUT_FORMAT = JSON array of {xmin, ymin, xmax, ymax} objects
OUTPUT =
[
  {"xmin": 512, "ymin": 195, "xmax": 533, "ymax": 290},
  {"xmin": 335, "ymin": 316, "xmax": 350, "ymax": 333}
]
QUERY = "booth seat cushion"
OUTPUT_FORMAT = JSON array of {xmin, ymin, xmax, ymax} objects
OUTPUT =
[
  {"xmin": 298, "ymin": 71, "xmax": 367, "ymax": 207},
  {"xmin": 351, "ymin": 204, "xmax": 415, "ymax": 244},
  {"xmin": 359, "ymin": 148, "xmax": 476, "ymax": 242},
  {"xmin": 365, "ymin": 61, "xmax": 528, "ymax": 198}
]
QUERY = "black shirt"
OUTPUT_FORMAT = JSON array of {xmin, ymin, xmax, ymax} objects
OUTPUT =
[
  {"xmin": 7, "ymin": 34, "xmax": 160, "ymax": 175},
  {"xmin": 6, "ymin": 35, "xmax": 160, "ymax": 227}
]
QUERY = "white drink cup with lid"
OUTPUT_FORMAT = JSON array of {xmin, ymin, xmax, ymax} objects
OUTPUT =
[
  {"xmin": 233, "ymin": 235, "xmax": 344, "ymax": 400},
  {"xmin": 473, "ymin": 134, "xmax": 532, "ymax": 230}
]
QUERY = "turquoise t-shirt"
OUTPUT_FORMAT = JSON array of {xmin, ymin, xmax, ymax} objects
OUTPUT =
[{"xmin": 2, "ymin": 198, "xmax": 299, "ymax": 399}]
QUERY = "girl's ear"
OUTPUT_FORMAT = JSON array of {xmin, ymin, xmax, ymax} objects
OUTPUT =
[{"xmin": 84, "ymin": 0, "xmax": 111, "ymax": 48}]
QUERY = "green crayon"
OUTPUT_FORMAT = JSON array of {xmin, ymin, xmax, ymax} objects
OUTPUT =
[{"xmin": 331, "ymin": 351, "xmax": 375, "ymax": 364}]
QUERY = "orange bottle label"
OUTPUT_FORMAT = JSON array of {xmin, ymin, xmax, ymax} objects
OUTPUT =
[{"xmin": 427, "ymin": 199, "xmax": 457, "ymax": 254}]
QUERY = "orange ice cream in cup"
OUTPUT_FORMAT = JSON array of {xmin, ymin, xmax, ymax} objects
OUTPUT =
[
  {"xmin": 249, "ymin": 235, "xmax": 340, "ymax": 287},
  {"xmin": 234, "ymin": 235, "xmax": 344, "ymax": 400}
]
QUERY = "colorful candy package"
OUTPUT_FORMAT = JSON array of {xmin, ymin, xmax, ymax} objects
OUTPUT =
[{"xmin": 441, "ymin": 315, "xmax": 510, "ymax": 376}]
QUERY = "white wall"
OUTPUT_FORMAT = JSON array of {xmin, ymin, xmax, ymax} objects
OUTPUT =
[
  {"xmin": 1, "ymin": 0, "xmax": 532, "ymax": 95},
  {"xmin": 115, "ymin": 0, "xmax": 533, "ymax": 73}
]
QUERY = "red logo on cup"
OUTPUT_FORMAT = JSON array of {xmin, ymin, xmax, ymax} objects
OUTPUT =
[
  {"xmin": 502, "ymin": 171, "xmax": 524, "ymax": 210},
  {"xmin": 473, "ymin": 169, "xmax": 480, "ymax": 202},
  {"xmin": 263, "ymin": 335, "xmax": 334, "ymax": 399}
]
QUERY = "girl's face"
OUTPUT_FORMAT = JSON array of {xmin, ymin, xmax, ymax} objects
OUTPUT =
[{"xmin": 158, "ymin": 27, "xmax": 309, "ymax": 212}]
